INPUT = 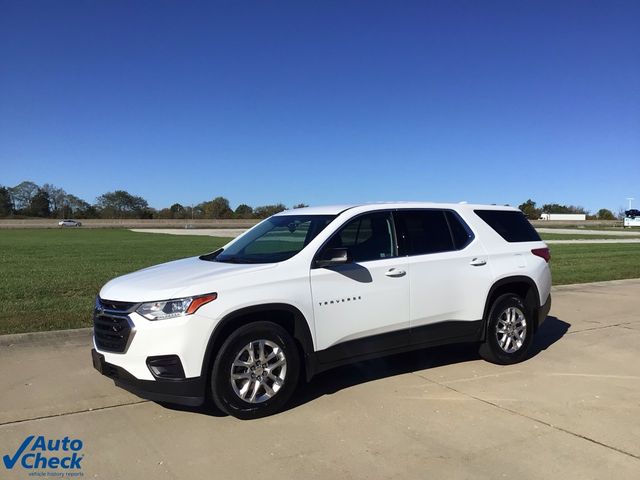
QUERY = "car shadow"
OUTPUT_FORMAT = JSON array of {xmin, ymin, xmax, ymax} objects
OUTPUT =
[
  {"xmin": 529, "ymin": 315, "xmax": 571, "ymax": 356},
  {"xmin": 287, "ymin": 315, "xmax": 570, "ymax": 412},
  {"xmin": 158, "ymin": 316, "xmax": 570, "ymax": 418},
  {"xmin": 156, "ymin": 400, "xmax": 227, "ymax": 417}
]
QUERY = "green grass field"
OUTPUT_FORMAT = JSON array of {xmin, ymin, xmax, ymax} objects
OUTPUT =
[
  {"xmin": 539, "ymin": 233, "xmax": 640, "ymax": 240},
  {"xmin": 0, "ymin": 230, "xmax": 228, "ymax": 335},
  {"xmin": 1, "ymin": 229, "xmax": 639, "ymax": 335},
  {"xmin": 547, "ymin": 243, "xmax": 640, "ymax": 285}
]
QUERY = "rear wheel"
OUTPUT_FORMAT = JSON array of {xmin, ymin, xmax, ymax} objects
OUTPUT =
[
  {"xmin": 210, "ymin": 321, "xmax": 300, "ymax": 419},
  {"xmin": 479, "ymin": 294, "xmax": 533, "ymax": 364}
]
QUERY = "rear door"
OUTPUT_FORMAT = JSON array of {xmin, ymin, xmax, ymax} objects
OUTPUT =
[
  {"xmin": 310, "ymin": 211, "xmax": 410, "ymax": 361},
  {"xmin": 395, "ymin": 209, "xmax": 492, "ymax": 344}
]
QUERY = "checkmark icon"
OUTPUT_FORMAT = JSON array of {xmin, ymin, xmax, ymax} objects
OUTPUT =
[{"xmin": 2, "ymin": 435, "xmax": 34, "ymax": 469}]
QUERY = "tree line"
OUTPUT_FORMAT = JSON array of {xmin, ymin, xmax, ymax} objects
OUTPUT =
[
  {"xmin": 0, "ymin": 180, "xmax": 307, "ymax": 220},
  {"xmin": 518, "ymin": 199, "xmax": 618, "ymax": 221},
  {"xmin": 0, "ymin": 181, "xmax": 620, "ymax": 222}
]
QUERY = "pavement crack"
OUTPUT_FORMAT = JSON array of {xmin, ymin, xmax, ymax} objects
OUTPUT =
[
  {"xmin": 566, "ymin": 322, "xmax": 637, "ymax": 335},
  {"xmin": 412, "ymin": 371, "xmax": 640, "ymax": 462},
  {"xmin": 0, "ymin": 400, "xmax": 149, "ymax": 427}
]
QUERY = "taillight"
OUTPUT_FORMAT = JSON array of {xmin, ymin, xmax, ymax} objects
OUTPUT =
[{"xmin": 531, "ymin": 247, "xmax": 551, "ymax": 263}]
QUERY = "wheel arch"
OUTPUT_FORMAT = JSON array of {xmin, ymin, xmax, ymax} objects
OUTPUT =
[
  {"xmin": 481, "ymin": 276, "xmax": 542, "ymax": 340},
  {"xmin": 200, "ymin": 303, "xmax": 315, "ymax": 385}
]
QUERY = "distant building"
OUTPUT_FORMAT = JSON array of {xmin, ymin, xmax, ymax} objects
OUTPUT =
[
  {"xmin": 624, "ymin": 210, "xmax": 640, "ymax": 227},
  {"xmin": 539, "ymin": 213, "xmax": 586, "ymax": 221}
]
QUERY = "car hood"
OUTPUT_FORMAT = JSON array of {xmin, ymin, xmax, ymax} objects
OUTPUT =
[{"xmin": 99, "ymin": 256, "xmax": 277, "ymax": 302}]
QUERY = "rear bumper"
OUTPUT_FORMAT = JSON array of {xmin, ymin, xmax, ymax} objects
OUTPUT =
[
  {"xmin": 537, "ymin": 294, "xmax": 551, "ymax": 328},
  {"xmin": 91, "ymin": 349, "xmax": 205, "ymax": 407}
]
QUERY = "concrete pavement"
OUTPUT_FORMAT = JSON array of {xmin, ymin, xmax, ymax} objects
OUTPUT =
[
  {"xmin": 1, "ymin": 279, "xmax": 639, "ymax": 479},
  {"xmin": 130, "ymin": 227, "xmax": 246, "ymax": 237}
]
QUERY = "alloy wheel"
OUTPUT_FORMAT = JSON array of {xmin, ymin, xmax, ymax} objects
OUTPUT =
[
  {"xmin": 230, "ymin": 339, "xmax": 287, "ymax": 403},
  {"xmin": 495, "ymin": 306, "xmax": 527, "ymax": 354}
]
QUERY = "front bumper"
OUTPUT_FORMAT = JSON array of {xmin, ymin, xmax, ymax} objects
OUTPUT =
[{"xmin": 91, "ymin": 349, "xmax": 205, "ymax": 407}]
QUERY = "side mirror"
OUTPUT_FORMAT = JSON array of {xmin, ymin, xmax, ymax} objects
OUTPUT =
[{"xmin": 315, "ymin": 247, "xmax": 352, "ymax": 268}]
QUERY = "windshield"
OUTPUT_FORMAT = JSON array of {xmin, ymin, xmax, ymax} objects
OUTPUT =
[{"xmin": 212, "ymin": 215, "xmax": 336, "ymax": 264}]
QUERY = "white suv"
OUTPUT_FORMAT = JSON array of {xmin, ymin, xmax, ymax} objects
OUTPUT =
[{"xmin": 92, "ymin": 203, "xmax": 551, "ymax": 419}]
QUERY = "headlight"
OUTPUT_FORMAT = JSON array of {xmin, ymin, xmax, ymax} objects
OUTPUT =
[{"xmin": 136, "ymin": 293, "xmax": 217, "ymax": 321}]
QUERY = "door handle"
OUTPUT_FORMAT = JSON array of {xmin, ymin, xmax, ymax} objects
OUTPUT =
[
  {"xmin": 385, "ymin": 268, "xmax": 406, "ymax": 277},
  {"xmin": 470, "ymin": 258, "xmax": 487, "ymax": 266}
]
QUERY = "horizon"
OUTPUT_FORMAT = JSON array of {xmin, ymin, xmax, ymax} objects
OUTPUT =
[
  {"xmin": 2, "ymin": 1, "xmax": 639, "ymax": 213},
  {"xmin": 1, "ymin": 177, "xmax": 618, "ymax": 216}
]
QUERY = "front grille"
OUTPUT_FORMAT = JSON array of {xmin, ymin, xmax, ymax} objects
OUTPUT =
[
  {"xmin": 98, "ymin": 298, "xmax": 136, "ymax": 312},
  {"xmin": 93, "ymin": 298, "xmax": 136, "ymax": 353}
]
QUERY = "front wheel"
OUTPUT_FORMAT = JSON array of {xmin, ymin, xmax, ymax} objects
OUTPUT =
[
  {"xmin": 210, "ymin": 321, "xmax": 300, "ymax": 419},
  {"xmin": 479, "ymin": 294, "xmax": 533, "ymax": 365}
]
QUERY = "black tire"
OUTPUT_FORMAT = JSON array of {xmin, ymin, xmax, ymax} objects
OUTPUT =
[
  {"xmin": 479, "ymin": 294, "xmax": 534, "ymax": 365},
  {"xmin": 210, "ymin": 321, "xmax": 300, "ymax": 419}
]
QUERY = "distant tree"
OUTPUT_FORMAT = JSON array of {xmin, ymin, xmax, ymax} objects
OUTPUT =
[
  {"xmin": 154, "ymin": 208, "xmax": 172, "ymax": 219},
  {"xmin": 568, "ymin": 205, "xmax": 588, "ymax": 214},
  {"xmin": 518, "ymin": 199, "xmax": 541, "ymax": 220},
  {"xmin": 541, "ymin": 203, "xmax": 566, "ymax": 214},
  {"xmin": 541, "ymin": 203, "xmax": 588, "ymax": 215},
  {"xmin": 170, "ymin": 203, "xmax": 186, "ymax": 219},
  {"xmin": 140, "ymin": 207, "xmax": 155, "ymax": 219},
  {"xmin": 198, "ymin": 196, "xmax": 232, "ymax": 219},
  {"xmin": 154, "ymin": 204, "xmax": 186, "ymax": 219},
  {"xmin": 10, "ymin": 181, "xmax": 39, "ymax": 212},
  {"xmin": 596, "ymin": 208, "xmax": 616, "ymax": 220},
  {"xmin": 189, "ymin": 204, "xmax": 204, "ymax": 219},
  {"xmin": 41, "ymin": 183, "xmax": 67, "ymax": 216},
  {"xmin": 62, "ymin": 194, "xmax": 95, "ymax": 218},
  {"xmin": 234, "ymin": 204, "xmax": 254, "ymax": 219},
  {"xmin": 96, "ymin": 190, "xmax": 150, "ymax": 218},
  {"xmin": 27, "ymin": 188, "xmax": 51, "ymax": 217},
  {"xmin": 254, "ymin": 203, "xmax": 287, "ymax": 218},
  {"xmin": 0, "ymin": 186, "xmax": 13, "ymax": 216},
  {"xmin": 292, "ymin": 203, "xmax": 309, "ymax": 209}
]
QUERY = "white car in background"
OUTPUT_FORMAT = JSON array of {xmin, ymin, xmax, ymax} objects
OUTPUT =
[
  {"xmin": 58, "ymin": 219, "xmax": 82, "ymax": 227},
  {"xmin": 91, "ymin": 202, "xmax": 552, "ymax": 419}
]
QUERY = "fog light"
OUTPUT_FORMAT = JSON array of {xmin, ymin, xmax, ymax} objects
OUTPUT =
[{"xmin": 146, "ymin": 355, "xmax": 185, "ymax": 379}]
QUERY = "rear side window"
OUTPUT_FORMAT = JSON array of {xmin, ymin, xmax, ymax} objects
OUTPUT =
[
  {"xmin": 395, "ymin": 210, "xmax": 455, "ymax": 255},
  {"xmin": 475, "ymin": 210, "xmax": 541, "ymax": 242}
]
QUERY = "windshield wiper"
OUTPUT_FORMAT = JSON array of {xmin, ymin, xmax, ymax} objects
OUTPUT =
[
  {"xmin": 199, "ymin": 248, "xmax": 223, "ymax": 262},
  {"xmin": 216, "ymin": 256, "xmax": 261, "ymax": 264}
]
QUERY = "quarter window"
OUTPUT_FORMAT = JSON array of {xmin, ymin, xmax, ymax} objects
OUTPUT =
[
  {"xmin": 445, "ymin": 211, "xmax": 474, "ymax": 249},
  {"xmin": 475, "ymin": 210, "xmax": 541, "ymax": 243}
]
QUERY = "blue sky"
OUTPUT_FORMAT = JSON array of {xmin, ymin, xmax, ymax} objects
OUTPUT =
[{"xmin": 1, "ymin": 0, "xmax": 639, "ymax": 213}]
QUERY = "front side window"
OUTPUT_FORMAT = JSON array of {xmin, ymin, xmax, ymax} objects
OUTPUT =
[
  {"xmin": 212, "ymin": 215, "xmax": 335, "ymax": 264},
  {"xmin": 321, "ymin": 212, "xmax": 395, "ymax": 263}
]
